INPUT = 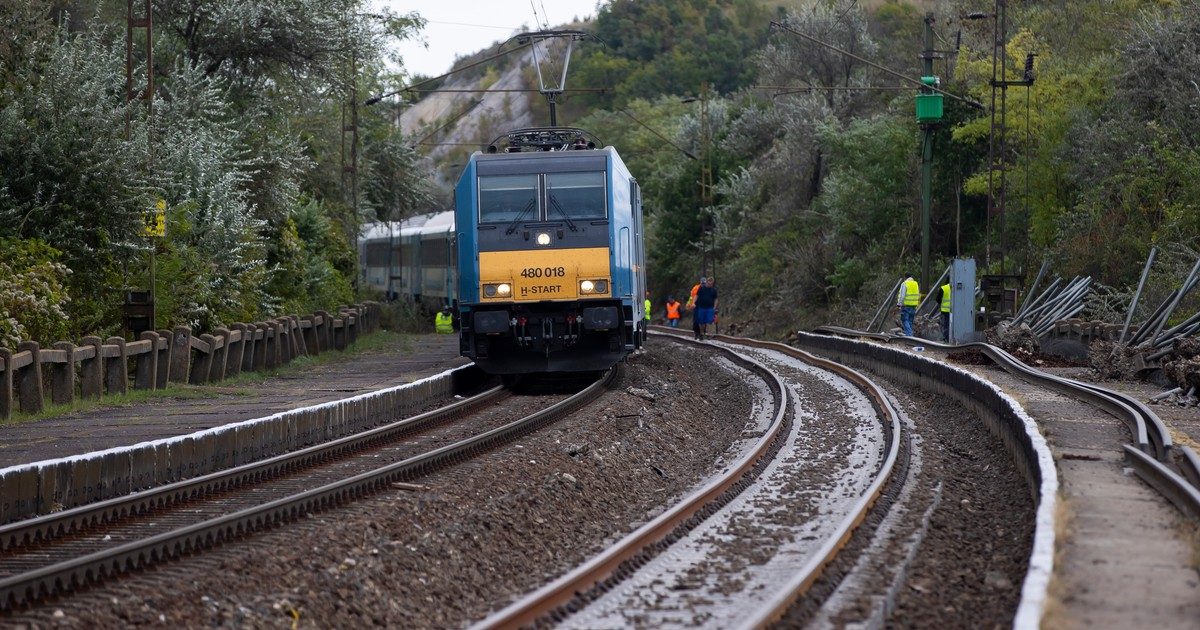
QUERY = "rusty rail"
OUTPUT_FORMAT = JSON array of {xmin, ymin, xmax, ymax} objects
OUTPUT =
[{"xmin": 477, "ymin": 329, "xmax": 902, "ymax": 629}]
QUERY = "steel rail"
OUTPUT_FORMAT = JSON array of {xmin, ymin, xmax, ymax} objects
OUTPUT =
[
  {"xmin": 0, "ymin": 386, "xmax": 508, "ymax": 553},
  {"xmin": 0, "ymin": 369, "xmax": 616, "ymax": 610},
  {"xmin": 477, "ymin": 329, "xmax": 902, "ymax": 629},
  {"xmin": 813, "ymin": 325, "xmax": 1200, "ymax": 520},
  {"xmin": 702, "ymin": 333, "xmax": 903, "ymax": 629}
]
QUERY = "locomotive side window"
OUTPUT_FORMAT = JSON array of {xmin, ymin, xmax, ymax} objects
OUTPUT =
[
  {"xmin": 546, "ymin": 172, "xmax": 606, "ymax": 220},
  {"xmin": 479, "ymin": 175, "xmax": 538, "ymax": 223}
]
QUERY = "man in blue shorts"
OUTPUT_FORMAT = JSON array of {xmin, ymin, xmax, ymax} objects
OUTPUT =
[{"xmin": 693, "ymin": 277, "xmax": 718, "ymax": 340}]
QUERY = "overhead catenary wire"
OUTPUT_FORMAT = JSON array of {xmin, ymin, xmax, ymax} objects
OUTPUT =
[
  {"xmin": 769, "ymin": 20, "xmax": 985, "ymax": 109},
  {"xmin": 617, "ymin": 108, "xmax": 697, "ymax": 160},
  {"xmin": 364, "ymin": 40, "xmax": 534, "ymax": 105}
]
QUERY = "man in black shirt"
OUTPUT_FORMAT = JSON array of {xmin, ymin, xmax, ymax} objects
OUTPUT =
[{"xmin": 693, "ymin": 277, "xmax": 718, "ymax": 340}]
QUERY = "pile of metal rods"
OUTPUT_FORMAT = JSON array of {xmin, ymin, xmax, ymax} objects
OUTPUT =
[
  {"xmin": 1128, "ymin": 253, "xmax": 1200, "ymax": 359},
  {"xmin": 1010, "ymin": 274, "xmax": 1094, "ymax": 336}
]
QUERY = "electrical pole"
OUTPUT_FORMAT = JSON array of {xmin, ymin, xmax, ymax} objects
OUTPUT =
[
  {"xmin": 699, "ymin": 82, "xmax": 714, "ymax": 281},
  {"xmin": 127, "ymin": 0, "xmax": 157, "ymax": 334},
  {"xmin": 919, "ymin": 13, "xmax": 936, "ymax": 292}
]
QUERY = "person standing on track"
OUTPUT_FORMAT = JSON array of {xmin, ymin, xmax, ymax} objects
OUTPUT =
[
  {"xmin": 934, "ymin": 280, "xmax": 952, "ymax": 342},
  {"xmin": 693, "ymin": 277, "xmax": 718, "ymax": 340},
  {"xmin": 894, "ymin": 273, "xmax": 920, "ymax": 337},
  {"xmin": 665, "ymin": 295, "xmax": 682, "ymax": 328},
  {"xmin": 434, "ymin": 306, "xmax": 455, "ymax": 334}
]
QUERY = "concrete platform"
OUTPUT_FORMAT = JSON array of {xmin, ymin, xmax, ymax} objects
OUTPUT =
[{"xmin": 0, "ymin": 334, "xmax": 468, "ymax": 468}]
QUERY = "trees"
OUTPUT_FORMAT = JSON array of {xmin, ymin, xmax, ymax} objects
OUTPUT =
[{"xmin": 0, "ymin": 0, "xmax": 429, "ymax": 340}]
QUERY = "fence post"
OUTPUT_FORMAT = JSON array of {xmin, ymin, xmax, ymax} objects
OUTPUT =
[
  {"xmin": 15, "ymin": 341, "xmax": 44, "ymax": 414},
  {"xmin": 190, "ymin": 334, "xmax": 215, "ymax": 385},
  {"xmin": 277, "ymin": 319, "xmax": 292, "ymax": 364},
  {"xmin": 291, "ymin": 316, "xmax": 307, "ymax": 357},
  {"xmin": 104, "ymin": 337, "xmax": 128, "ymax": 395},
  {"xmin": 169, "ymin": 326, "xmax": 191, "ymax": 384},
  {"xmin": 347, "ymin": 308, "xmax": 359, "ymax": 345},
  {"xmin": 134, "ymin": 332, "xmax": 158, "ymax": 390},
  {"xmin": 316, "ymin": 310, "xmax": 332, "ymax": 352},
  {"xmin": 301, "ymin": 316, "xmax": 319, "ymax": 356},
  {"xmin": 253, "ymin": 324, "xmax": 268, "ymax": 371},
  {"xmin": 155, "ymin": 329, "xmax": 171, "ymax": 388},
  {"xmin": 210, "ymin": 328, "xmax": 229, "ymax": 382},
  {"xmin": 51, "ymin": 341, "xmax": 76, "ymax": 405},
  {"xmin": 0, "ymin": 348, "xmax": 13, "ymax": 420},
  {"xmin": 79, "ymin": 336, "xmax": 104, "ymax": 400},
  {"xmin": 228, "ymin": 323, "xmax": 246, "ymax": 378}
]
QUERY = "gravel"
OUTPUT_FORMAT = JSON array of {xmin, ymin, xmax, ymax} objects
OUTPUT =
[{"xmin": 11, "ymin": 339, "xmax": 756, "ymax": 629}]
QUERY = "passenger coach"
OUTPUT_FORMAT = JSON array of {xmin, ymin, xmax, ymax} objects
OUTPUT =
[{"xmin": 455, "ymin": 128, "xmax": 647, "ymax": 374}]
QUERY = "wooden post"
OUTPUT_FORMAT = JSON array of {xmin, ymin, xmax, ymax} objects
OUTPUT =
[
  {"xmin": 291, "ymin": 316, "xmax": 306, "ymax": 357},
  {"xmin": 0, "ymin": 348, "xmax": 13, "ymax": 420},
  {"xmin": 253, "ymin": 324, "xmax": 268, "ymax": 371},
  {"xmin": 16, "ymin": 341, "xmax": 44, "ymax": 413},
  {"xmin": 301, "ymin": 316, "xmax": 319, "ymax": 356},
  {"xmin": 79, "ymin": 336, "xmax": 104, "ymax": 400},
  {"xmin": 104, "ymin": 337, "xmax": 128, "ymax": 395},
  {"xmin": 277, "ymin": 319, "xmax": 292, "ymax": 364},
  {"xmin": 210, "ymin": 328, "xmax": 229, "ymax": 382},
  {"xmin": 190, "ymin": 334, "xmax": 215, "ymax": 385},
  {"xmin": 155, "ymin": 329, "xmax": 171, "ymax": 388},
  {"xmin": 51, "ymin": 341, "xmax": 76, "ymax": 405},
  {"xmin": 134, "ymin": 332, "xmax": 158, "ymax": 390},
  {"xmin": 316, "ymin": 310, "xmax": 332, "ymax": 352},
  {"xmin": 169, "ymin": 326, "xmax": 191, "ymax": 384},
  {"xmin": 228, "ymin": 323, "xmax": 247, "ymax": 377}
]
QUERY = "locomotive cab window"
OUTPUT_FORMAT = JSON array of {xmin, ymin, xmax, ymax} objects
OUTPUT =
[
  {"xmin": 546, "ymin": 172, "xmax": 606, "ymax": 220},
  {"xmin": 479, "ymin": 174, "xmax": 539, "ymax": 223}
]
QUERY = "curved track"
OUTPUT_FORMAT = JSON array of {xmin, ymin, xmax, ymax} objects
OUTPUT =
[
  {"xmin": 476, "ymin": 330, "xmax": 903, "ymax": 629},
  {"xmin": 0, "ymin": 368, "xmax": 618, "ymax": 610},
  {"xmin": 815, "ymin": 325, "xmax": 1200, "ymax": 519}
]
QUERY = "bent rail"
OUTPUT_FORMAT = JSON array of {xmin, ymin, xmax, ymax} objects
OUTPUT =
[{"xmin": 814, "ymin": 325, "xmax": 1200, "ymax": 521}]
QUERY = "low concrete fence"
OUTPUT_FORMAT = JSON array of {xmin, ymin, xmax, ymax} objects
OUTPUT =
[
  {"xmin": 0, "ymin": 302, "xmax": 382, "ymax": 420},
  {"xmin": 0, "ymin": 364, "xmax": 484, "ymax": 524}
]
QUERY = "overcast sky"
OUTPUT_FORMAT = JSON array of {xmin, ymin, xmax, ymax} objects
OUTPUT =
[{"xmin": 376, "ymin": 1, "xmax": 600, "ymax": 77}]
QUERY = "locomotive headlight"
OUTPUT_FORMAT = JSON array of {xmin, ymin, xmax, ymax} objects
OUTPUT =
[
  {"xmin": 483, "ymin": 284, "xmax": 498, "ymax": 298},
  {"xmin": 579, "ymin": 279, "xmax": 609, "ymax": 295},
  {"xmin": 536, "ymin": 232, "xmax": 551, "ymax": 245},
  {"xmin": 497, "ymin": 283, "xmax": 512, "ymax": 296},
  {"xmin": 483, "ymin": 283, "xmax": 511, "ymax": 298}
]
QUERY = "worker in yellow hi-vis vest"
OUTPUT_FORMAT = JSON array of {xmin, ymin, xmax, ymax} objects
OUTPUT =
[
  {"xmin": 434, "ymin": 307, "xmax": 454, "ymax": 334},
  {"xmin": 894, "ymin": 274, "xmax": 920, "ymax": 336},
  {"xmin": 935, "ymin": 281, "xmax": 952, "ymax": 342}
]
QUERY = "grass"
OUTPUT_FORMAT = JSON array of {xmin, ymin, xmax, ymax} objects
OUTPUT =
[{"xmin": 1, "ymin": 330, "xmax": 413, "ymax": 426}]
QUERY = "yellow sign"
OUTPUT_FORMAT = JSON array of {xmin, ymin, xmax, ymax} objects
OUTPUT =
[
  {"xmin": 143, "ymin": 199, "xmax": 166, "ymax": 237},
  {"xmin": 479, "ymin": 247, "xmax": 610, "ymax": 301}
]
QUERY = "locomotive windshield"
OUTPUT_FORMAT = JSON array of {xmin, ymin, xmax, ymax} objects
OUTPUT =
[
  {"xmin": 479, "ymin": 175, "xmax": 539, "ymax": 223},
  {"xmin": 546, "ymin": 172, "xmax": 606, "ymax": 220}
]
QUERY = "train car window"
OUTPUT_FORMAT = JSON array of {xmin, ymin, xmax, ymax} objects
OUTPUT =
[
  {"xmin": 478, "ymin": 175, "xmax": 539, "ymax": 223},
  {"xmin": 546, "ymin": 172, "xmax": 606, "ymax": 220}
]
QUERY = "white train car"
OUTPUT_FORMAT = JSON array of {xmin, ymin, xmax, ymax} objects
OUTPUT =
[{"xmin": 358, "ymin": 211, "xmax": 457, "ymax": 310}]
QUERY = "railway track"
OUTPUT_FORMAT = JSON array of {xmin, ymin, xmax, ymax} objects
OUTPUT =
[
  {"xmin": 814, "ymin": 325, "xmax": 1200, "ymax": 519},
  {"xmin": 477, "ymin": 330, "xmax": 905, "ymax": 628},
  {"xmin": 0, "ymin": 367, "xmax": 619, "ymax": 611}
]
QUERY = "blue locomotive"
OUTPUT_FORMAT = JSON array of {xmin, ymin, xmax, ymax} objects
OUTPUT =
[{"xmin": 455, "ymin": 127, "xmax": 647, "ymax": 374}]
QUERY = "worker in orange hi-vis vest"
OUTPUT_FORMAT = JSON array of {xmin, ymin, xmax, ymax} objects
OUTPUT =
[
  {"xmin": 685, "ymin": 275, "xmax": 703, "ymax": 310},
  {"xmin": 665, "ymin": 296, "xmax": 682, "ymax": 328}
]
